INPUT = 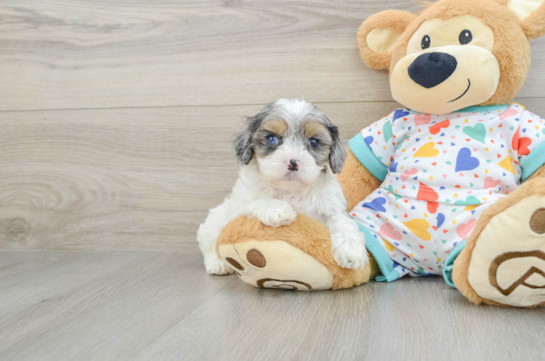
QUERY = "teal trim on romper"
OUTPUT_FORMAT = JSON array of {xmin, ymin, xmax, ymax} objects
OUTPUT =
[
  {"xmin": 456, "ymin": 104, "xmax": 508, "ymax": 113},
  {"xmin": 521, "ymin": 141, "xmax": 545, "ymax": 181},
  {"xmin": 357, "ymin": 222, "xmax": 400, "ymax": 282},
  {"xmin": 348, "ymin": 134, "xmax": 388, "ymax": 182},
  {"xmin": 407, "ymin": 104, "xmax": 508, "ymax": 114},
  {"xmin": 442, "ymin": 240, "xmax": 467, "ymax": 288}
]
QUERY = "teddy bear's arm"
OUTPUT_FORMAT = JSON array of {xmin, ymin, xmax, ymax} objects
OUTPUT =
[
  {"xmin": 528, "ymin": 164, "xmax": 545, "ymax": 180},
  {"xmin": 338, "ymin": 148, "xmax": 382, "ymax": 212}
]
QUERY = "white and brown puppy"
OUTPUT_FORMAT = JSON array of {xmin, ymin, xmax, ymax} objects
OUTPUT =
[{"xmin": 197, "ymin": 99, "xmax": 368, "ymax": 275}]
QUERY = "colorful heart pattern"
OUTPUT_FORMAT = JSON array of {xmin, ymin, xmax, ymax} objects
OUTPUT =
[
  {"xmin": 463, "ymin": 123, "xmax": 486, "ymax": 144},
  {"xmin": 429, "ymin": 119, "xmax": 450, "ymax": 135},
  {"xmin": 383, "ymin": 121, "xmax": 393, "ymax": 142},
  {"xmin": 350, "ymin": 104, "xmax": 545, "ymax": 280},
  {"xmin": 455, "ymin": 147, "xmax": 480, "ymax": 172},
  {"xmin": 417, "ymin": 182, "xmax": 439, "ymax": 202},
  {"xmin": 483, "ymin": 176, "xmax": 502, "ymax": 189},
  {"xmin": 414, "ymin": 142, "xmax": 440, "ymax": 157},
  {"xmin": 362, "ymin": 197, "xmax": 387, "ymax": 212},
  {"xmin": 403, "ymin": 219, "xmax": 432, "ymax": 241},
  {"xmin": 456, "ymin": 219, "xmax": 477, "ymax": 239},
  {"xmin": 401, "ymin": 168, "xmax": 418, "ymax": 181},
  {"xmin": 379, "ymin": 223, "xmax": 402, "ymax": 241},
  {"xmin": 414, "ymin": 113, "xmax": 432, "ymax": 126}
]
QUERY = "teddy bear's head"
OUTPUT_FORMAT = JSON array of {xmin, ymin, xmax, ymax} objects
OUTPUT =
[{"xmin": 358, "ymin": 0, "xmax": 545, "ymax": 115}]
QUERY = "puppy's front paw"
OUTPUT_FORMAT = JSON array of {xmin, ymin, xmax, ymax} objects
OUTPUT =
[
  {"xmin": 332, "ymin": 233, "xmax": 368, "ymax": 270},
  {"xmin": 204, "ymin": 256, "xmax": 234, "ymax": 275},
  {"xmin": 260, "ymin": 204, "xmax": 297, "ymax": 227}
]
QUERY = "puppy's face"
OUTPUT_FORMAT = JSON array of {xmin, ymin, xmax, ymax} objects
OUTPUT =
[
  {"xmin": 234, "ymin": 99, "xmax": 346, "ymax": 190},
  {"xmin": 254, "ymin": 118, "xmax": 333, "ymax": 189}
]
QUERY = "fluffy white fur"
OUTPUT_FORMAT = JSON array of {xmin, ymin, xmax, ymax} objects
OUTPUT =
[{"xmin": 197, "ymin": 99, "xmax": 368, "ymax": 275}]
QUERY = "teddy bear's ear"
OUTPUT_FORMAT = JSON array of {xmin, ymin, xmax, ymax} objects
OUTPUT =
[
  {"xmin": 357, "ymin": 10, "xmax": 417, "ymax": 70},
  {"xmin": 505, "ymin": 0, "xmax": 545, "ymax": 38}
]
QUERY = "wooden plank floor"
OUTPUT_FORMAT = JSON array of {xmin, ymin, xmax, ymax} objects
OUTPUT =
[{"xmin": 1, "ymin": 250, "xmax": 544, "ymax": 361}]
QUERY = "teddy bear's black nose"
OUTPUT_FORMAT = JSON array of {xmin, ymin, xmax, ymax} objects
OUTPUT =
[{"xmin": 408, "ymin": 52, "xmax": 457, "ymax": 88}]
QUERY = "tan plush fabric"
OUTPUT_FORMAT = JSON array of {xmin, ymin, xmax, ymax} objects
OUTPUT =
[
  {"xmin": 337, "ymin": 149, "xmax": 382, "ymax": 212},
  {"xmin": 508, "ymin": 0, "xmax": 540, "ymax": 21},
  {"xmin": 217, "ymin": 214, "xmax": 378, "ymax": 290},
  {"xmin": 521, "ymin": 2, "xmax": 545, "ymax": 38},
  {"xmin": 357, "ymin": 10, "xmax": 417, "ymax": 70},
  {"xmin": 453, "ymin": 174, "xmax": 545, "ymax": 307},
  {"xmin": 219, "ymin": 240, "xmax": 335, "ymax": 291},
  {"xmin": 358, "ymin": 0, "xmax": 542, "ymax": 107},
  {"xmin": 366, "ymin": 28, "xmax": 403, "ymax": 54}
]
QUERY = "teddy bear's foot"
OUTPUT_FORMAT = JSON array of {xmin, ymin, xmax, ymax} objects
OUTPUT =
[
  {"xmin": 219, "ymin": 240, "xmax": 334, "ymax": 291},
  {"xmin": 216, "ymin": 214, "xmax": 375, "ymax": 290},
  {"xmin": 454, "ymin": 178, "xmax": 545, "ymax": 307}
]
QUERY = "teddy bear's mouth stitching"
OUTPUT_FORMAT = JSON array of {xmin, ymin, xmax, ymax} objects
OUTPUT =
[{"xmin": 447, "ymin": 78, "xmax": 471, "ymax": 103}]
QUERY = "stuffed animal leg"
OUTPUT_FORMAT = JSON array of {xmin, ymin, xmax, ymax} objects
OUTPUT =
[
  {"xmin": 453, "ymin": 172, "xmax": 545, "ymax": 308},
  {"xmin": 216, "ymin": 212, "xmax": 378, "ymax": 290}
]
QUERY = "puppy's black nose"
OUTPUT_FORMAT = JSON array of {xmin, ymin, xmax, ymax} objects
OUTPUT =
[
  {"xmin": 288, "ymin": 159, "xmax": 298, "ymax": 171},
  {"xmin": 408, "ymin": 52, "xmax": 457, "ymax": 88}
]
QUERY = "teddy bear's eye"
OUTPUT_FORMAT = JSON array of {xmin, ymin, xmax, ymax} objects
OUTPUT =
[
  {"xmin": 459, "ymin": 30, "xmax": 472, "ymax": 45},
  {"xmin": 421, "ymin": 35, "xmax": 431, "ymax": 50}
]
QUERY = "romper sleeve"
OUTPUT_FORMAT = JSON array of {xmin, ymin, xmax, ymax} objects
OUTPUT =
[
  {"xmin": 516, "ymin": 109, "xmax": 545, "ymax": 180},
  {"xmin": 348, "ymin": 109, "xmax": 406, "ymax": 182}
]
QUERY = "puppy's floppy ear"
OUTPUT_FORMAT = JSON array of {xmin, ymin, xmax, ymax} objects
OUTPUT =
[
  {"xmin": 357, "ymin": 10, "xmax": 417, "ymax": 70},
  {"xmin": 505, "ymin": 0, "xmax": 545, "ymax": 38},
  {"xmin": 327, "ymin": 124, "xmax": 346, "ymax": 174},
  {"xmin": 234, "ymin": 114, "xmax": 263, "ymax": 165}
]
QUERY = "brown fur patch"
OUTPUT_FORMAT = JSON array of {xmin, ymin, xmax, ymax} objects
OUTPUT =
[
  {"xmin": 303, "ymin": 121, "xmax": 329, "ymax": 139},
  {"xmin": 337, "ymin": 148, "xmax": 382, "ymax": 212},
  {"xmin": 262, "ymin": 119, "xmax": 288, "ymax": 135},
  {"xmin": 452, "ymin": 174, "xmax": 545, "ymax": 308},
  {"xmin": 217, "ymin": 213, "xmax": 378, "ymax": 290}
]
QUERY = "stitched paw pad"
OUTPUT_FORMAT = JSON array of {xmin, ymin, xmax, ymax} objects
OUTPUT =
[
  {"xmin": 468, "ymin": 195, "xmax": 545, "ymax": 307},
  {"xmin": 219, "ymin": 240, "xmax": 334, "ymax": 291}
]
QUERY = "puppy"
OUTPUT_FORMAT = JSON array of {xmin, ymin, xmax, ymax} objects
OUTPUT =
[{"xmin": 197, "ymin": 99, "xmax": 368, "ymax": 275}]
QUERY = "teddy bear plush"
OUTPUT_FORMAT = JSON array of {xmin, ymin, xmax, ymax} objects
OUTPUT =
[{"xmin": 216, "ymin": 0, "xmax": 545, "ymax": 308}]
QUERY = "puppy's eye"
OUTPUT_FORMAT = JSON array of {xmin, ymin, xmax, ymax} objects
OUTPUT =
[
  {"xmin": 308, "ymin": 138, "xmax": 319, "ymax": 148},
  {"xmin": 459, "ymin": 30, "xmax": 472, "ymax": 45},
  {"xmin": 421, "ymin": 35, "xmax": 431, "ymax": 50},
  {"xmin": 266, "ymin": 135, "xmax": 278, "ymax": 145}
]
